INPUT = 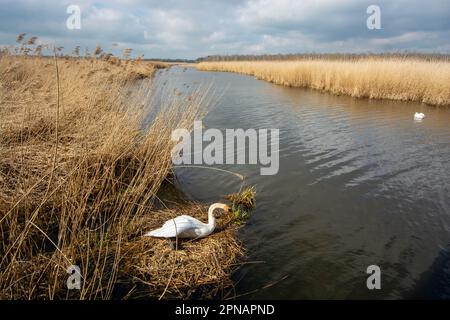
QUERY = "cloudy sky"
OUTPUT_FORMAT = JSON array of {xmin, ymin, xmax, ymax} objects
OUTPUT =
[{"xmin": 0, "ymin": 0, "xmax": 449, "ymax": 59}]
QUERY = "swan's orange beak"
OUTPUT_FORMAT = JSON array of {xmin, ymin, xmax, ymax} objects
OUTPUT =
[{"xmin": 224, "ymin": 205, "xmax": 232, "ymax": 213}]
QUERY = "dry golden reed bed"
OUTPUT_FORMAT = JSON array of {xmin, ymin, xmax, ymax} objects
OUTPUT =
[
  {"xmin": 197, "ymin": 59, "xmax": 450, "ymax": 106},
  {"xmin": 0, "ymin": 50, "xmax": 242, "ymax": 299}
]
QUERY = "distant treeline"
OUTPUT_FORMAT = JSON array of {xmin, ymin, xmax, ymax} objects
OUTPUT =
[
  {"xmin": 145, "ymin": 58, "xmax": 195, "ymax": 63},
  {"xmin": 197, "ymin": 53, "xmax": 450, "ymax": 62}
]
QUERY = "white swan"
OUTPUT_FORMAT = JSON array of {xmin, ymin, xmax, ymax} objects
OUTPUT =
[
  {"xmin": 414, "ymin": 112, "xmax": 425, "ymax": 120},
  {"xmin": 145, "ymin": 203, "xmax": 231, "ymax": 239}
]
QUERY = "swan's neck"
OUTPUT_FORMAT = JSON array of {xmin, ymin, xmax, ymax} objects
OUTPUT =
[{"xmin": 207, "ymin": 203, "xmax": 222, "ymax": 229}]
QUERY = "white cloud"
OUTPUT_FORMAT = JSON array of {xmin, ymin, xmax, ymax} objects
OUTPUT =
[
  {"xmin": 88, "ymin": 7, "xmax": 124, "ymax": 22},
  {"xmin": 238, "ymin": 0, "xmax": 356, "ymax": 26},
  {"xmin": 203, "ymin": 31, "xmax": 226, "ymax": 43}
]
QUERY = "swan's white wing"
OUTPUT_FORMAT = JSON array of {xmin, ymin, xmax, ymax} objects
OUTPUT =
[
  {"xmin": 165, "ymin": 215, "xmax": 202, "ymax": 226},
  {"xmin": 145, "ymin": 215, "xmax": 203, "ymax": 238}
]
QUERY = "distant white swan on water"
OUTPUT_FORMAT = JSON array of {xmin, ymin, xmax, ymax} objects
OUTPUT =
[
  {"xmin": 414, "ymin": 112, "xmax": 425, "ymax": 120},
  {"xmin": 145, "ymin": 203, "xmax": 231, "ymax": 239}
]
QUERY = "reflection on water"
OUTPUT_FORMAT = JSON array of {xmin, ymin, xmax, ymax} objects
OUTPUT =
[{"xmin": 155, "ymin": 66, "xmax": 450, "ymax": 299}]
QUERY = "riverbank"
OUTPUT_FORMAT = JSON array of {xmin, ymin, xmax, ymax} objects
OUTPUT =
[
  {"xmin": 196, "ymin": 59, "xmax": 450, "ymax": 106},
  {"xmin": 0, "ymin": 52, "xmax": 242, "ymax": 299}
]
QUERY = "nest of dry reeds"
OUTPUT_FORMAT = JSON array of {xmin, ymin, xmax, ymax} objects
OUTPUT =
[{"xmin": 118, "ymin": 202, "xmax": 244, "ymax": 299}]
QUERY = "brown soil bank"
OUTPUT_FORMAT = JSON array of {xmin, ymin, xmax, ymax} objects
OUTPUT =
[
  {"xmin": 0, "ymin": 53, "xmax": 242, "ymax": 299},
  {"xmin": 197, "ymin": 59, "xmax": 450, "ymax": 106}
]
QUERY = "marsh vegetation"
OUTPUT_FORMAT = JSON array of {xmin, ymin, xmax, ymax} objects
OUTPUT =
[
  {"xmin": 0, "ymin": 37, "xmax": 244, "ymax": 299},
  {"xmin": 197, "ymin": 57, "xmax": 450, "ymax": 106}
]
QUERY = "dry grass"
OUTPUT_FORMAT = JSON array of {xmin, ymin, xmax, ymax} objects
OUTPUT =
[
  {"xmin": 197, "ymin": 59, "xmax": 450, "ymax": 106},
  {"xmin": 0, "ymin": 51, "xmax": 242, "ymax": 299}
]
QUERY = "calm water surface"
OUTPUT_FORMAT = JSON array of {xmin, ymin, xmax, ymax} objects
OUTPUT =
[{"xmin": 155, "ymin": 66, "xmax": 450, "ymax": 299}]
